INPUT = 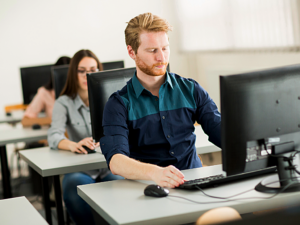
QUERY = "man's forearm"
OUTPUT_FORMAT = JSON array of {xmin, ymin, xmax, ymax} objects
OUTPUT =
[{"xmin": 110, "ymin": 154, "xmax": 160, "ymax": 180}]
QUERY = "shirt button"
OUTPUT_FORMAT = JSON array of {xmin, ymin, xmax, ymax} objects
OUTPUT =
[
  {"xmin": 155, "ymin": 98, "xmax": 158, "ymax": 101},
  {"xmin": 162, "ymin": 116, "xmax": 165, "ymax": 119},
  {"xmin": 167, "ymin": 135, "xmax": 170, "ymax": 138},
  {"xmin": 171, "ymin": 152, "xmax": 174, "ymax": 155}
]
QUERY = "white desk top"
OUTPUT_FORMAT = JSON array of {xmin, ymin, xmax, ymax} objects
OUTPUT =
[
  {"xmin": 78, "ymin": 165, "xmax": 300, "ymax": 225},
  {"xmin": 0, "ymin": 111, "xmax": 23, "ymax": 124},
  {"xmin": 19, "ymin": 127, "xmax": 219, "ymax": 177},
  {"xmin": 19, "ymin": 146, "xmax": 107, "ymax": 177},
  {"xmin": 0, "ymin": 111, "xmax": 46, "ymax": 124},
  {"xmin": 0, "ymin": 196, "xmax": 48, "ymax": 225},
  {"xmin": 0, "ymin": 126, "xmax": 48, "ymax": 145}
]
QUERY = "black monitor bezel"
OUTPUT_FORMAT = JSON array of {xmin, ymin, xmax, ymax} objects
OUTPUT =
[{"xmin": 220, "ymin": 64, "xmax": 300, "ymax": 176}]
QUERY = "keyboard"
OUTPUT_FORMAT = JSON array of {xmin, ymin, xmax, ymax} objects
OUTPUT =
[
  {"xmin": 178, "ymin": 168, "xmax": 277, "ymax": 190},
  {"xmin": 178, "ymin": 174, "xmax": 226, "ymax": 190}
]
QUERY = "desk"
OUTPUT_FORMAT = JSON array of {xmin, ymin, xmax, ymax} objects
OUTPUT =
[
  {"xmin": 19, "ymin": 146, "xmax": 107, "ymax": 225},
  {"xmin": 77, "ymin": 165, "xmax": 300, "ymax": 225},
  {"xmin": 0, "ymin": 111, "xmax": 46, "ymax": 124},
  {"xmin": 0, "ymin": 127, "xmax": 48, "ymax": 199},
  {"xmin": 0, "ymin": 196, "xmax": 48, "ymax": 225},
  {"xmin": 0, "ymin": 111, "xmax": 23, "ymax": 124}
]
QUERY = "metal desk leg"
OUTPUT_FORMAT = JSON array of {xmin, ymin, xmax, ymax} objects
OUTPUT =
[
  {"xmin": 0, "ymin": 145, "xmax": 12, "ymax": 198},
  {"xmin": 42, "ymin": 176, "xmax": 52, "ymax": 225},
  {"xmin": 53, "ymin": 175, "xmax": 65, "ymax": 225}
]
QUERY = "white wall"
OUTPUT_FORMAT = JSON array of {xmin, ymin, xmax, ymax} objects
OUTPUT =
[
  {"xmin": 193, "ymin": 52, "xmax": 300, "ymax": 110},
  {"xmin": 0, "ymin": 0, "xmax": 189, "ymax": 110},
  {"xmin": 2, "ymin": 0, "xmax": 300, "ymax": 114}
]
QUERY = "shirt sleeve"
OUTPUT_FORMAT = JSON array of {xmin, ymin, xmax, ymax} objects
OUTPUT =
[
  {"xmin": 47, "ymin": 99, "xmax": 68, "ymax": 149},
  {"xmin": 23, "ymin": 87, "xmax": 46, "ymax": 118},
  {"xmin": 194, "ymin": 81, "xmax": 221, "ymax": 148},
  {"xmin": 100, "ymin": 93, "xmax": 130, "ymax": 169}
]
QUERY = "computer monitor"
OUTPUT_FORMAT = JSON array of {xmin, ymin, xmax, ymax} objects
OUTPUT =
[
  {"xmin": 87, "ymin": 67, "xmax": 135, "ymax": 143},
  {"xmin": 220, "ymin": 64, "xmax": 300, "ymax": 193},
  {"xmin": 20, "ymin": 64, "xmax": 53, "ymax": 104},
  {"xmin": 51, "ymin": 61, "xmax": 125, "ymax": 99},
  {"xmin": 51, "ymin": 65, "xmax": 69, "ymax": 98},
  {"xmin": 102, "ymin": 61, "xmax": 124, "ymax": 71}
]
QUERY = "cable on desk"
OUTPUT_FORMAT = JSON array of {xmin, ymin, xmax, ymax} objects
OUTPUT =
[{"xmin": 168, "ymin": 176, "xmax": 300, "ymax": 204}]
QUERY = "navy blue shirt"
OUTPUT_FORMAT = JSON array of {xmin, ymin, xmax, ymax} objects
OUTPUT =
[{"xmin": 101, "ymin": 72, "xmax": 221, "ymax": 170}]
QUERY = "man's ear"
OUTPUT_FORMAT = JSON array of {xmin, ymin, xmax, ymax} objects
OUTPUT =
[{"xmin": 127, "ymin": 45, "xmax": 136, "ymax": 60}]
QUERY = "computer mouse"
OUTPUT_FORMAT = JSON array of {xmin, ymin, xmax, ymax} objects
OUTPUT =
[
  {"xmin": 32, "ymin": 124, "xmax": 41, "ymax": 130},
  {"xmin": 144, "ymin": 184, "xmax": 169, "ymax": 197},
  {"xmin": 75, "ymin": 145, "xmax": 96, "ymax": 154}
]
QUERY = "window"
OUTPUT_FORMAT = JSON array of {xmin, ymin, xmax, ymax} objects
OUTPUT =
[{"xmin": 175, "ymin": 0, "xmax": 300, "ymax": 52}]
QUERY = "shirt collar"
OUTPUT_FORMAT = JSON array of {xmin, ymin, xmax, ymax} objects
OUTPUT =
[
  {"xmin": 74, "ymin": 94, "xmax": 88, "ymax": 111},
  {"xmin": 132, "ymin": 71, "xmax": 173, "ymax": 98}
]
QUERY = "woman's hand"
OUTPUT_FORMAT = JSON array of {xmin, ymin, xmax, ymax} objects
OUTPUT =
[{"xmin": 69, "ymin": 137, "xmax": 99, "ymax": 154}]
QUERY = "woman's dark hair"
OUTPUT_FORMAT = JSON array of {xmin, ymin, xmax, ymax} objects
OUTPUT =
[
  {"xmin": 60, "ymin": 49, "xmax": 103, "ymax": 99},
  {"xmin": 44, "ymin": 56, "xmax": 71, "ymax": 90}
]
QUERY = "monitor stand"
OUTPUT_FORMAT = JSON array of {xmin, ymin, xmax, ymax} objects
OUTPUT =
[{"xmin": 255, "ymin": 150, "xmax": 300, "ymax": 193}]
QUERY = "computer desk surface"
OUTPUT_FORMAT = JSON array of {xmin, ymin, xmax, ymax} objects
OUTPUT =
[
  {"xmin": 78, "ymin": 164, "xmax": 300, "ymax": 225},
  {"xmin": 0, "ymin": 196, "xmax": 48, "ymax": 225}
]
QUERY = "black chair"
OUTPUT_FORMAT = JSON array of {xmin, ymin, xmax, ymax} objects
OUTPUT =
[
  {"xmin": 87, "ymin": 67, "xmax": 135, "ymax": 142},
  {"xmin": 52, "ymin": 61, "xmax": 125, "ymax": 99}
]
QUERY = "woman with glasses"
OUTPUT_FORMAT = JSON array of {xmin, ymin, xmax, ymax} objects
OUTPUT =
[{"xmin": 48, "ymin": 49, "xmax": 123, "ymax": 225}]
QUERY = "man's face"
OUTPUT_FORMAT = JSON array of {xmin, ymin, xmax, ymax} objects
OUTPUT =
[{"xmin": 133, "ymin": 31, "xmax": 170, "ymax": 76}]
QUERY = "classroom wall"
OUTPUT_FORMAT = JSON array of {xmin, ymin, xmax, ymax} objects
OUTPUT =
[
  {"xmin": 0, "ymin": 0, "xmax": 189, "ymax": 111},
  {"xmin": 1, "ymin": 1, "xmax": 300, "ymax": 114},
  {"xmin": 193, "ymin": 52, "xmax": 300, "ymax": 110}
]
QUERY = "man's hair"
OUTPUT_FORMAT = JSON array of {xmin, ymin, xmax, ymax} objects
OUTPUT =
[{"xmin": 125, "ymin": 12, "xmax": 172, "ymax": 53}]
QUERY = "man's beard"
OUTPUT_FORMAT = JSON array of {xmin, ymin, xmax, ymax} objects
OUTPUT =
[{"xmin": 136, "ymin": 55, "xmax": 168, "ymax": 76}]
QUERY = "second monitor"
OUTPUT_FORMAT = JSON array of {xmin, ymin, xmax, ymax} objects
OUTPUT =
[{"xmin": 51, "ymin": 60, "xmax": 125, "ymax": 99}]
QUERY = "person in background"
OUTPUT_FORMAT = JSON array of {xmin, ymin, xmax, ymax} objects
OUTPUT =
[
  {"xmin": 101, "ymin": 13, "xmax": 221, "ymax": 188},
  {"xmin": 47, "ymin": 49, "xmax": 123, "ymax": 225},
  {"xmin": 22, "ymin": 56, "xmax": 71, "ymax": 126}
]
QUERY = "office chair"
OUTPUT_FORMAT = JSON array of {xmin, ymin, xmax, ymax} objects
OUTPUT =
[{"xmin": 87, "ymin": 67, "xmax": 135, "ymax": 142}]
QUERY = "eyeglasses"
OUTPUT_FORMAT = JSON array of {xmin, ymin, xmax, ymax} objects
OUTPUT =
[{"xmin": 77, "ymin": 68, "xmax": 99, "ymax": 77}]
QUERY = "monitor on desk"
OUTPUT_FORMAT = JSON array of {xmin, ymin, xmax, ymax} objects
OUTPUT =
[
  {"xmin": 221, "ymin": 64, "xmax": 300, "ymax": 193},
  {"xmin": 102, "ymin": 60, "xmax": 124, "ymax": 71},
  {"xmin": 51, "ymin": 65, "xmax": 69, "ymax": 99},
  {"xmin": 87, "ymin": 67, "xmax": 135, "ymax": 143},
  {"xmin": 20, "ymin": 64, "xmax": 53, "ymax": 104},
  {"xmin": 52, "ymin": 61, "xmax": 125, "ymax": 99}
]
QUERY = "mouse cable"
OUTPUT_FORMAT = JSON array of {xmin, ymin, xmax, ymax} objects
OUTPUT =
[{"xmin": 168, "ymin": 176, "xmax": 300, "ymax": 204}]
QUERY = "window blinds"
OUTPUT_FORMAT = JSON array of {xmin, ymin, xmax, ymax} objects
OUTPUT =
[{"xmin": 175, "ymin": 0, "xmax": 300, "ymax": 52}]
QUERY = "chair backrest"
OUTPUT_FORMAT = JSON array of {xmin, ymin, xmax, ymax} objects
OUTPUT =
[
  {"xmin": 51, "ymin": 61, "xmax": 125, "ymax": 99},
  {"xmin": 20, "ymin": 64, "xmax": 53, "ymax": 104},
  {"xmin": 87, "ymin": 67, "xmax": 135, "ymax": 142}
]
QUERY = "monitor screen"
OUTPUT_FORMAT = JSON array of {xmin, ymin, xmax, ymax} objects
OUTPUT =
[
  {"xmin": 51, "ymin": 65, "xmax": 69, "ymax": 98},
  {"xmin": 20, "ymin": 64, "xmax": 53, "ymax": 104},
  {"xmin": 52, "ymin": 61, "xmax": 125, "ymax": 99},
  {"xmin": 102, "ymin": 61, "xmax": 124, "ymax": 71},
  {"xmin": 220, "ymin": 64, "xmax": 300, "ymax": 178},
  {"xmin": 87, "ymin": 67, "xmax": 135, "ymax": 142}
]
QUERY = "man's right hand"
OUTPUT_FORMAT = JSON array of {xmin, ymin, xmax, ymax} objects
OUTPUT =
[{"xmin": 151, "ymin": 165, "xmax": 185, "ymax": 188}]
